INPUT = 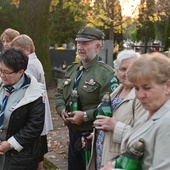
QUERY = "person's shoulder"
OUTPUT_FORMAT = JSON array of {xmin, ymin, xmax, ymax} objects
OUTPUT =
[
  {"xmin": 97, "ymin": 62, "xmax": 114, "ymax": 72},
  {"xmin": 66, "ymin": 62, "xmax": 79, "ymax": 71}
]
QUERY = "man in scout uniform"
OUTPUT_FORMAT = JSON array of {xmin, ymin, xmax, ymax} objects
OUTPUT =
[{"xmin": 55, "ymin": 26, "xmax": 118, "ymax": 170}]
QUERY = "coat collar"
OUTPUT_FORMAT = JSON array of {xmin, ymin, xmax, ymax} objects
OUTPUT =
[
  {"xmin": 28, "ymin": 52, "xmax": 37, "ymax": 59},
  {"xmin": 14, "ymin": 74, "xmax": 45, "ymax": 110},
  {"xmin": 151, "ymin": 99, "xmax": 170, "ymax": 121},
  {"xmin": 77, "ymin": 55, "xmax": 100, "ymax": 71},
  {"xmin": 121, "ymin": 99, "xmax": 170, "ymax": 151},
  {"xmin": 110, "ymin": 84, "xmax": 136, "ymax": 102}
]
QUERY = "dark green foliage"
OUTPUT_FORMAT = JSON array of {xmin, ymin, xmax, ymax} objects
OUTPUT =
[
  {"xmin": 155, "ymin": 0, "xmax": 170, "ymax": 42},
  {"xmin": 136, "ymin": 0, "xmax": 155, "ymax": 43},
  {"xmin": 136, "ymin": 23, "xmax": 155, "ymax": 43},
  {"xmin": 130, "ymin": 30, "xmax": 137, "ymax": 42},
  {"xmin": 49, "ymin": 8, "xmax": 84, "ymax": 47},
  {"xmin": 18, "ymin": 0, "xmax": 52, "ymax": 85},
  {"xmin": 48, "ymin": 0, "xmax": 85, "ymax": 47},
  {"xmin": 155, "ymin": 20, "xmax": 166, "ymax": 42},
  {"xmin": 164, "ymin": 15, "xmax": 170, "ymax": 51},
  {"xmin": 0, "ymin": 0, "xmax": 170, "ymax": 79},
  {"xmin": 0, "ymin": 0, "xmax": 19, "ymax": 33}
]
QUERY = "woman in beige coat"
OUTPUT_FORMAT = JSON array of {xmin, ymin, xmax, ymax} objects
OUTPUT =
[{"xmin": 87, "ymin": 50, "xmax": 146, "ymax": 170}]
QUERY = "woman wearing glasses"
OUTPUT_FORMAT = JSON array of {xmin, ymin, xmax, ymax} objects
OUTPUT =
[{"xmin": 0, "ymin": 48, "xmax": 45, "ymax": 170}]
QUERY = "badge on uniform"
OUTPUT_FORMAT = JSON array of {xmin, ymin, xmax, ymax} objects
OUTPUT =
[
  {"xmin": 110, "ymin": 77, "xmax": 118, "ymax": 91},
  {"xmin": 64, "ymin": 79, "xmax": 71, "ymax": 85},
  {"xmin": 85, "ymin": 79, "xmax": 96, "ymax": 86},
  {"xmin": 79, "ymin": 65, "xmax": 83, "ymax": 71}
]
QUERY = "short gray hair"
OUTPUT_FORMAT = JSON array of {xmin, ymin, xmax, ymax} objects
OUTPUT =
[{"xmin": 114, "ymin": 49, "xmax": 139, "ymax": 75}]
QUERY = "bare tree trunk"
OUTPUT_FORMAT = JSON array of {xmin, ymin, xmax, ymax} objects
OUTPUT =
[{"xmin": 109, "ymin": 23, "xmax": 114, "ymax": 40}]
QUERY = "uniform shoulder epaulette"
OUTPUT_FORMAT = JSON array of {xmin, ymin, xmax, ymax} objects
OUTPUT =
[
  {"xmin": 98, "ymin": 62, "xmax": 113, "ymax": 72},
  {"xmin": 71, "ymin": 61, "xmax": 79, "ymax": 67},
  {"xmin": 66, "ymin": 62, "xmax": 79, "ymax": 70},
  {"xmin": 72, "ymin": 61, "xmax": 79, "ymax": 64}
]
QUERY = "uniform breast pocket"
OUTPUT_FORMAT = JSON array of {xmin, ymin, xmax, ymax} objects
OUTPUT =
[
  {"xmin": 81, "ymin": 83, "xmax": 100, "ymax": 103},
  {"xmin": 82, "ymin": 83, "xmax": 100, "ymax": 93}
]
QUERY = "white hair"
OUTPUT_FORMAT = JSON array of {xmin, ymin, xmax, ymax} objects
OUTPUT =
[{"xmin": 113, "ymin": 49, "xmax": 139, "ymax": 75}]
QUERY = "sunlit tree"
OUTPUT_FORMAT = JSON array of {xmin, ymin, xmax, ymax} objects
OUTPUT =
[
  {"xmin": 87, "ymin": 0, "xmax": 122, "ymax": 41},
  {"xmin": 7, "ymin": 0, "xmax": 170, "ymax": 58}
]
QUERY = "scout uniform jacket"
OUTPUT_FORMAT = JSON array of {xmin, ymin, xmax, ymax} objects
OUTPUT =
[{"xmin": 56, "ymin": 55, "xmax": 118, "ymax": 131}]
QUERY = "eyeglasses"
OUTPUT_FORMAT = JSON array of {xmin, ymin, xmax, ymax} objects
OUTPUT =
[{"xmin": 0, "ymin": 69, "xmax": 15, "ymax": 75}]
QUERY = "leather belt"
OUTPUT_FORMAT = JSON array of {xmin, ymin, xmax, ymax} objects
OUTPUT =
[{"xmin": 0, "ymin": 129, "xmax": 7, "ymax": 133}]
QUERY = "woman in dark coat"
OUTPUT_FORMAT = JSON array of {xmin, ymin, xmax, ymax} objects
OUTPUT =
[{"xmin": 0, "ymin": 48, "xmax": 45, "ymax": 170}]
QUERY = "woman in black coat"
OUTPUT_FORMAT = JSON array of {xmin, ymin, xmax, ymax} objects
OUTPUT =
[{"xmin": 0, "ymin": 48, "xmax": 45, "ymax": 170}]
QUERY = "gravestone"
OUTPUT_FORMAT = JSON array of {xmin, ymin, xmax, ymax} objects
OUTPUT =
[{"xmin": 99, "ymin": 40, "xmax": 113, "ymax": 67}]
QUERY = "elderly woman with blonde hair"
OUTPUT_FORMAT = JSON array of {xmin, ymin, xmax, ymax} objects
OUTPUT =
[{"xmin": 87, "ymin": 49, "xmax": 146, "ymax": 170}]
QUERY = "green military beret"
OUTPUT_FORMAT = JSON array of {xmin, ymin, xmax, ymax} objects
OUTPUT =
[{"xmin": 75, "ymin": 26, "xmax": 105, "ymax": 41}]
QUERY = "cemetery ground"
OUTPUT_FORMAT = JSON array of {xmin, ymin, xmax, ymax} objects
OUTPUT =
[{"xmin": 44, "ymin": 85, "xmax": 68, "ymax": 170}]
